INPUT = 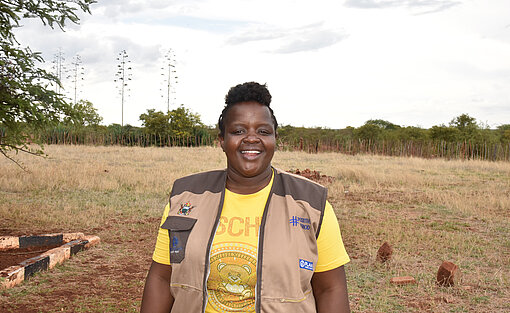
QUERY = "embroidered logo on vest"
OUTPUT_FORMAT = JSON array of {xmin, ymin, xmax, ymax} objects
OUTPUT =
[
  {"xmin": 178, "ymin": 202, "xmax": 194, "ymax": 215},
  {"xmin": 289, "ymin": 216, "xmax": 311, "ymax": 230},
  {"xmin": 170, "ymin": 236, "xmax": 182, "ymax": 254},
  {"xmin": 299, "ymin": 259, "xmax": 314, "ymax": 271}
]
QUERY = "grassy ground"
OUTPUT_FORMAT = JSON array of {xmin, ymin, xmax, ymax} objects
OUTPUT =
[{"xmin": 0, "ymin": 145, "xmax": 508, "ymax": 312}]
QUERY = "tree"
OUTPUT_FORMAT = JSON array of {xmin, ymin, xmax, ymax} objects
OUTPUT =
[
  {"xmin": 449, "ymin": 113, "xmax": 476, "ymax": 129},
  {"xmin": 497, "ymin": 124, "xmax": 510, "ymax": 144},
  {"xmin": 354, "ymin": 124, "xmax": 382, "ymax": 141},
  {"xmin": 63, "ymin": 100, "xmax": 102, "ymax": 127},
  {"xmin": 139, "ymin": 109, "xmax": 171, "ymax": 136},
  {"xmin": 0, "ymin": 0, "xmax": 95, "ymax": 165},
  {"xmin": 365, "ymin": 119, "xmax": 400, "ymax": 130},
  {"xmin": 395, "ymin": 126, "xmax": 428, "ymax": 142},
  {"xmin": 449, "ymin": 113, "xmax": 481, "ymax": 142},
  {"xmin": 139, "ymin": 105, "xmax": 206, "ymax": 144},
  {"xmin": 429, "ymin": 124, "xmax": 460, "ymax": 142},
  {"xmin": 168, "ymin": 106, "xmax": 204, "ymax": 138}
]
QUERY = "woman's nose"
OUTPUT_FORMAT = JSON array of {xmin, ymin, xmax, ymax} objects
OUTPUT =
[{"xmin": 242, "ymin": 131, "xmax": 260, "ymax": 143}]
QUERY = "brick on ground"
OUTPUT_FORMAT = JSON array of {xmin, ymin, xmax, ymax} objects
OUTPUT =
[
  {"xmin": 437, "ymin": 261, "xmax": 458, "ymax": 286},
  {"xmin": 390, "ymin": 276, "xmax": 416, "ymax": 285}
]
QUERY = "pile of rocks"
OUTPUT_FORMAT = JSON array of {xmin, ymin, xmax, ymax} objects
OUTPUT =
[{"xmin": 287, "ymin": 168, "xmax": 334, "ymax": 184}]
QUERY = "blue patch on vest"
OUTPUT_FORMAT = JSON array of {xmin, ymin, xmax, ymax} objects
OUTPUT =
[
  {"xmin": 299, "ymin": 259, "xmax": 313, "ymax": 271},
  {"xmin": 289, "ymin": 216, "xmax": 311, "ymax": 230},
  {"xmin": 170, "ymin": 236, "xmax": 182, "ymax": 253}
]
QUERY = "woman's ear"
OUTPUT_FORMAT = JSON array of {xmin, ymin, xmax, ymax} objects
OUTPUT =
[{"xmin": 218, "ymin": 134, "xmax": 225, "ymax": 152}]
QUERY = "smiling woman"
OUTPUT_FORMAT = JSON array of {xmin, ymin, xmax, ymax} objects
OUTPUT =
[
  {"xmin": 141, "ymin": 82, "xmax": 351, "ymax": 313},
  {"xmin": 220, "ymin": 101, "xmax": 276, "ymax": 194}
]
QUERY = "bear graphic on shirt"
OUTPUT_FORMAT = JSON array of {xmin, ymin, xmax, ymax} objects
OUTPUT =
[{"xmin": 217, "ymin": 262, "xmax": 253, "ymax": 300}]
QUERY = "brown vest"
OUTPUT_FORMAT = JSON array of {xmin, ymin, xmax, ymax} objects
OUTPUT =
[{"xmin": 161, "ymin": 167, "xmax": 327, "ymax": 313}]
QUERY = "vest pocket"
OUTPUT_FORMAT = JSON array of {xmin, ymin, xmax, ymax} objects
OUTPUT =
[{"xmin": 161, "ymin": 216, "xmax": 197, "ymax": 264}]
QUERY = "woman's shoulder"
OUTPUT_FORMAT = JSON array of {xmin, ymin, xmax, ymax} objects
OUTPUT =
[
  {"xmin": 272, "ymin": 167, "xmax": 328, "ymax": 212},
  {"xmin": 171, "ymin": 169, "xmax": 227, "ymax": 196}
]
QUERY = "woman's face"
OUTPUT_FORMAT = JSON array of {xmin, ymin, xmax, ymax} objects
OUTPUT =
[{"xmin": 220, "ymin": 101, "xmax": 276, "ymax": 179}]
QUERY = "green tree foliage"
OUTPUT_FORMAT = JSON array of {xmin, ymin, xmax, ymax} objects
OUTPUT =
[
  {"xmin": 0, "ymin": 0, "xmax": 95, "ymax": 163},
  {"xmin": 429, "ymin": 124, "xmax": 460, "ymax": 142},
  {"xmin": 139, "ymin": 105, "xmax": 206, "ymax": 140},
  {"xmin": 139, "ymin": 109, "xmax": 171, "ymax": 136},
  {"xmin": 365, "ymin": 119, "xmax": 400, "ymax": 130},
  {"xmin": 497, "ymin": 124, "xmax": 510, "ymax": 144},
  {"xmin": 428, "ymin": 114, "xmax": 485, "ymax": 142},
  {"xmin": 353, "ymin": 119, "xmax": 402, "ymax": 141},
  {"xmin": 449, "ymin": 113, "xmax": 477, "ymax": 129},
  {"xmin": 394, "ymin": 126, "xmax": 428, "ymax": 142},
  {"xmin": 168, "ymin": 106, "xmax": 204, "ymax": 138},
  {"xmin": 354, "ymin": 123, "xmax": 382, "ymax": 141},
  {"xmin": 448, "ymin": 113, "xmax": 481, "ymax": 142},
  {"xmin": 277, "ymin": 125, "xmax": 348, "ymax": 148},
  {"xmin": 63, "ymin": 100, "xmax": 103, "ymax": 126}
]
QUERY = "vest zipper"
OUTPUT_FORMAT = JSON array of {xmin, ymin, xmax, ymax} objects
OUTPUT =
[
  {"xmin": 201, "ymin": 174, "xmax": 227, "ymax": 313},
  {"xmin": 255, "ymin": 169, "xmax": 277, "ymax": 313}
]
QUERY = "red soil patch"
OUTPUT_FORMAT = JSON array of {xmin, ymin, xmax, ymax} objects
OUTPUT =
[
  {"xmin": 0, "ymin": 244, "xmax": 62, "ymax": 270},
  {"xmin": 288, "ymin": 168, "xmax": 334, "ymax": 184}
]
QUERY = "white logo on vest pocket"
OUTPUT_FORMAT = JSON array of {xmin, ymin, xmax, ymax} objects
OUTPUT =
[{"xmin": 299, "ymin": 259, "xmax": 313, "ymax": 271}]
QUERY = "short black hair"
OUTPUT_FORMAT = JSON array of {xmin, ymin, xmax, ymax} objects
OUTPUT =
[{"xmin": 218, "ymin": 82, "xmax": 278, "ymax": 137}]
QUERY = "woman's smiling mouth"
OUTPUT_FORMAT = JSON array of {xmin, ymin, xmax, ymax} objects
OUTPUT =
[{"xmin": 240, "ymin": 150, "xmax": 262, "ymax": 159}]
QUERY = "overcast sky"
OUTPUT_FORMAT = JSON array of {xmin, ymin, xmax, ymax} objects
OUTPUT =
[{"xmin": 14, "ymin": 0, "xmax": 510, "ymax": 128}]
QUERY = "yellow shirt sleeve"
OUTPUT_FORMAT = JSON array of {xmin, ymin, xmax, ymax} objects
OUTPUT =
[
  {"xmin": 152, "ymin": 203, "xmax": 171, "ymax": 265},
  {"xmin": 315, "ymin": 200, "xmax": 350, "ymax": 272}
]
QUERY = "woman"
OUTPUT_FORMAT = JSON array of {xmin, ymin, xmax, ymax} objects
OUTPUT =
[{"xmin": 141, "ymin": 82, "xmax": 350, "ymax": 313}]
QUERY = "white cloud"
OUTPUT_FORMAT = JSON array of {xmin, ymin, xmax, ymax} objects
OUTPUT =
[
  {"xmin": 226, "ymin": 22, "xmax": 348, "ymax": 53},
  {"xmin": 344, "ymin": 0, "xmax": 460, "ymax": 13},
  {"xmin": 8, "ymin": 0, "xmax": 510, "ymax": 128}
]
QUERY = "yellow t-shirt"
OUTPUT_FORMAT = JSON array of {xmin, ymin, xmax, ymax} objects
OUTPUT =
[{"xmin": 152, "ymin": 177, "xmax": 350, "ymax": 312}]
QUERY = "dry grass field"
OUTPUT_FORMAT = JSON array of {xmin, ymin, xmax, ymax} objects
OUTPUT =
[{"xmin": 0, "ymin": 145, "xmax": 509, "ymax": 312}]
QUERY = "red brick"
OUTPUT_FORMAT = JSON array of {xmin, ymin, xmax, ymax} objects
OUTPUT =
[
  {"xmin": 437, "ymin": 261, "xmax": 458, "ymax": 286},
  {"xmin": 390, "ymin": 276, "xmax": 416, "ymax": 285}
]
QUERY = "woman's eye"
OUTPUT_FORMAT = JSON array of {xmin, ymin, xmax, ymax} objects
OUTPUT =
[
  {"xmin": 259, "ymin": 129, "xmax": 271, "ymax": 135},
  {"xmin": 232, "ymin": 129, "xmax": 244, "ymax": 135}
]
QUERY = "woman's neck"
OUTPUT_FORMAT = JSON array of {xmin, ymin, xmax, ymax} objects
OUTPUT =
[{"xmin": 225, "ymin": 166, "xmax": 272, "ymax": 195}]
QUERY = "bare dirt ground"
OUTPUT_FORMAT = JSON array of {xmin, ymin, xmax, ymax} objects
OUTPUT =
[
  {"xmin": 0, "ymin": 244, "xmax": 63, "ymax": 270},
  {"xmin": 0, "ymin": 218, "xmax": 157, "ymax": 312}
]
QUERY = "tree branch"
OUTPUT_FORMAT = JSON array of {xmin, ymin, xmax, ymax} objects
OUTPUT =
[{"xmin": 0, "ymin": 148, "xmax": 30, "ymax": 172}]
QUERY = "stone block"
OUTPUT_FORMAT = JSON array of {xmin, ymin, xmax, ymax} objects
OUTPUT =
[
  {"xmin": 43, "ymin": 246, "xmax": 70, "ymax": 269},
  {"xmin": 0, "ymin": 266, "xmax": 25, "ymax": 290},
  {"xmin": 83, "ymin": 235, "xmax": 101, "ymax": 248},
  {"xmin": 63, "ymin": 233, "xmax": 84, "ymax": 243},
  {"xmin": 0, "ymin": 236, "xmax": 19, "ymax": 251}
]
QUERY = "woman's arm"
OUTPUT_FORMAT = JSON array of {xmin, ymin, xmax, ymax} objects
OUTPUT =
[
  {"xmin": 140, "ymin": 261, "xmax": 174, "ymax": 313},
  {"xmin": 311, "ymin": 265, "xmax": 350, "ymax": 313}
]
